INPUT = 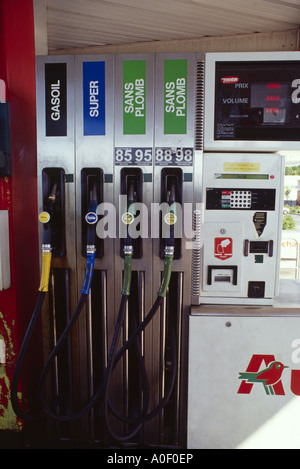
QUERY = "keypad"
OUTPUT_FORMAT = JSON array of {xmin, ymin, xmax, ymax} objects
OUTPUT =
[{"xmin": 230, "ymin": 190, "xmax": 252, "ymax": 209}]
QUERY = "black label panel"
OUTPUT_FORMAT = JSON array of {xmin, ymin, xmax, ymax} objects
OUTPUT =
[
  {"xmin": 253, "ymin": 213, "xmax": 267, "ymax": 237},
  {"xmin": 206, "ymin": 188, "xmax": 276, "ymax": 211},
  {"xmin": 45, "ymin": 63, "xmax": 67, "ymax": 137}
]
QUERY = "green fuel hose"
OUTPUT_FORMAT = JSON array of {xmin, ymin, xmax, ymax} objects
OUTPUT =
[
  {"xmin": 103, "ymin": 246, "xmax": 176, "ymax": 442},
  {"xmin": 121, "ymin": 249, "xmax": 133, "ymax": 296},
  {"xmin": 103, "ymin": 180, "xmax": 178, "ymax": 442}
]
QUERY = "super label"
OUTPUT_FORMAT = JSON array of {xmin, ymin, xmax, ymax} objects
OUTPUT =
[{"xmin": 83, "ymin": 61, "xmax": 106, "ymax": 135}]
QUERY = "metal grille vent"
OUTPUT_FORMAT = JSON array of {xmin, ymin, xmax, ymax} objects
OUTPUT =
[
  {"xmin": 191, "ymin": 209, "xmax": 202, "ymax": 298},
  {"xmin": 195, "ymin": 60, "xmax": 204, "ymax": 151}
]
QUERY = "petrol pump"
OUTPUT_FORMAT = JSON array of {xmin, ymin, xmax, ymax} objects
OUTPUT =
[
  {"xmin": 188, "ymin": 51, "xmax": 300, "ymax": 449},
  {"xmin": 13, "ymin": 48, "xmax": 300, "ymax": 449},
  {"xmin": 12, "ymin": 51, "xmax": 201, "ymax": 448}
]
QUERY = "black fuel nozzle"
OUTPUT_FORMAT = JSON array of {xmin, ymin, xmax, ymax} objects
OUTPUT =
[
  {"xmin": 165, "ymin": 179, "xmax": 176, "ymax": 252},
  {"xmin": 40, "ymin": 182, "xmax": 58, "ymax": 247},
  {"xmin": 125, "ymin": 179, "xmax": 136, "ymax": 249},
  {"xmin": 85, "ymin": 181, "xmax": 98, "ymax": 250},
  {"xmin": 120, "ymin": 168, "xmax": 143, "ymax": 259},
  {"xmin": 160, "ymin": 169, "xmax": 182, "ymax": 260}
]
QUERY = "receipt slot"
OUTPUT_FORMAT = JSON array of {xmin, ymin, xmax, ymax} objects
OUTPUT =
[{"xmin": 198, "ymin": 153, "xmax": 284, "ymax": 305}]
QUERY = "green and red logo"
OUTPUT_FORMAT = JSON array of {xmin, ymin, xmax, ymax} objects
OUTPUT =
[{"xmin": 238, "ymin": 354, "xmax": 300, "ymax": 396}]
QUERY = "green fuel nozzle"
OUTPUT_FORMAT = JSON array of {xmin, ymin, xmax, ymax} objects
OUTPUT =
[{"xmin": 120, "ymin": 179, "xmax": 136, "ymax": 295}]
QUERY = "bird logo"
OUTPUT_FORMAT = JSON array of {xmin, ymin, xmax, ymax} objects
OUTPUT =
[{"xmin": 239, "ymin": 361, "xmax": 288, "ymax": 396}]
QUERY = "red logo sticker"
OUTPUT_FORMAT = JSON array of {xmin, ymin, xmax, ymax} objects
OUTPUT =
[
  {"xmin": 221, "ymin": 76, "xmax": 240, "ymax": 84},
  {"xmin": 238, "ymin": 354, "xmax": 286, "ymax": 396},
  {"xmin": 214, "ymin": 237, "xmax": 233, "ymax": 260}
]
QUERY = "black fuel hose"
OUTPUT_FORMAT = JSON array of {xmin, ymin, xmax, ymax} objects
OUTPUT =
[
  {"xmin": 103, "ymin": 257, "xmax": 177, "ymax": 442},
  {"xmin": 37, "ymin": 184, "xmax": 100, "ymax": 422},
  {"xmin": 12, "ymin": 182, "xmax": 100, "ymax": 423},
  {"xmin": 11, "ymin": 292, "xmax": 46, "ymax": 421},
  {"xmin": 11, "ymin": 183, "xmax": 58, "ymax": 421},
  {"xmin": 103, "ymin": 183, "xmax": 178, "ymax": 442}
]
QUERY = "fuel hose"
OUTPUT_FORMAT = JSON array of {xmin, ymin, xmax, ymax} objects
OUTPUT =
[
  {"xmin": 103, "ymin": 183, "xmax": 178, "ymax": 442},
  {"xmin": 11, "ymin": 184, "xmax": 57, "ymax": 421},
  {"xmin": 37, "ymin": 183, "xmax": 100, "ymax": 422},
  {"xmin": 38, "ymin": 182, "xmax": 138, "ymax": 423}
]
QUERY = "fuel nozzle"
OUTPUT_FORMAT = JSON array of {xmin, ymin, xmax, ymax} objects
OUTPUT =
[
  {"xmin": 81, "ymin": 180, "xmax": 98, "ymax": 295},
  {"xmin": 124, "ymin": 179, "xmax": 136, "ymax": 250},
  {"xmin": 121, "ymin": 179, "xmax": 136, "ymax": 296},
  {"xmin": 39, "ymin": 182, "xmax": 58, "ymax": 245},
  {"xmin": 38, "ymin": 182, "xmax": 58, "ymax": 292},
  {"xmin": 158, "ymin": 179, "xmax": 177, "ymax": 298},
  {"xmin": 85, "ymin": 181, "xmax": 98, "ymax": 252},
  {"xmin": 164, "ymin": 179, "xmax": 177, "ymax": 255}
]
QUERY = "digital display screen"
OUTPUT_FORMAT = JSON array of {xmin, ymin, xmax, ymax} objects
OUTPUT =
[{"xmin": 215, "ymin": 61, "xmax": 300, "ymax": 141}]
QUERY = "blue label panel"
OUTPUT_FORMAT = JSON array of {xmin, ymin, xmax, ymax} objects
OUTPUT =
[{"xmin": 83, "ymin": 61, "xmax": 106, "ymax": 135}]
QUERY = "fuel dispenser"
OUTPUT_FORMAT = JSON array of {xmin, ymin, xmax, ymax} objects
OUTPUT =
[
  {"xmin": 188, "ymin": 51, "xmax": 300, "ymax": 449},
  {"xmin": 153, "ymin": 53, "xmax": 199, "ymax": 445},
  {"xmin": 16, "ymin": 49, "xmax": 300, "ymax": 449},
  {"xmin": 73, "ymin": 55, "xmax": 114, "ymax": 437},
  {"xmin": 11, "ymin": 51, "xmax": 201, "ymax": 447},
  {"xmin": 109, "ymin": 53, "xmax": 156, "ymax": 442},
  {"xmin": 32, "ymin": 55, "xmax": 77, "ymax": 429}
]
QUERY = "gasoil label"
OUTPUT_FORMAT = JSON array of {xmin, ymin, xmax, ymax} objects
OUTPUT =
[
  {"xmin": 83, "ymin": 61, "xmax": 106, "ymax": 135},
  {"xmin": 164, "ymin": 59, "xmax": 187, "ymax": 134},
  {"xmin": 123, "ymin": 60, "xmax": 146, "ymax": 135},
  {"xmin": 45, "ymin": 63, "xmax": 67, "ymax": 136}
]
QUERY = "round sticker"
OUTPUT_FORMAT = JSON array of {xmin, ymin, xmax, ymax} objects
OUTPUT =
[
  {"xmin": 122, "ymin": 212, "xmax": 134, "ymax": 225},
  {"xmin": 39, "ymin": 211, "xmax": 50, "ymax": 224},
  {"xmin": 164, "ymin": 212, "xmax": 177, "ymax": 225},
  {"xmin": 85, "ymin": 212, "xmax": 98, "ymax": 225}
]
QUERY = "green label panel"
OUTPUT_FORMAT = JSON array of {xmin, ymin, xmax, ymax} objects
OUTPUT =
[
  {"xmin": 123, "ymin": 60, "xmax": 146, "ymax": 135},
  {"xmin": 164, "ymin": 59, "xmax": 188, "ymax": 135}
]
